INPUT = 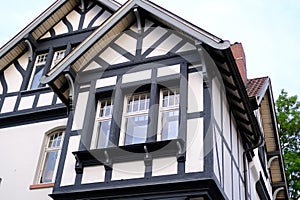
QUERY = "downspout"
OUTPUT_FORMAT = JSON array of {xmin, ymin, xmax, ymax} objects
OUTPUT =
[{"xmin": 243, "ymin": 131, "xmax": 264, "ymax": 200}]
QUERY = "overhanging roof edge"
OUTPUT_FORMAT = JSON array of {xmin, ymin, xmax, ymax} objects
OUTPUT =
[
  {"xmin": 41, "ymin": 0, "xmax": 231, "ymax": 85},
  {"xmin": 0, "ymin": 0, "xmax": 66, "ymax": 58}
]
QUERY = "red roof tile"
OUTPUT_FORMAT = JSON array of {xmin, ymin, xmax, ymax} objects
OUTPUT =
[{"xmin": 246, "ymin": 77, "xmax": 269, "ymax": 97}]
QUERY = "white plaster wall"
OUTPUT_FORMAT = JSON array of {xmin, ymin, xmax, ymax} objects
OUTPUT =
[
  {"xmin": 93, "ymin": 11, "xmax": 111, "ymax": 27},
  {"xmin": 82, "ymin": 166, "xmax": 105, "ymax": 184},
  {"xmin": 213, "ymin": 127, "xmax": 223, "ymax": 186},
  {"xmin": 99, "ymin": 47, "xmax": 129, "ymax": 65},
  {"xmin": 1, "ymin": 96, "xmax": 18, "ymax": 113},
  {"xmin": 122, "ymin": 70, "xmax": 151, "ymax": 83},
  {"xmin": 111, "ymin": 161, "xmax": 145, "ymax": 181},
  {"xmin": 18, "ymin": 96, "xmax": 35, "ymax": 110},
  {"xmin": 0, "ymin": 82, "xmax": 3, "ymax": 94},
  {"xmin": 222, "ymin": 97, "xmax": 231, "ymax": 147},
  {"xmin": 223, "ymin": 146, "xmax": 232, "ymax": 200},
  {"xmin": 18, "ymin": 52, "xmax": 29, "ymax": 71},
  {"xmin": 82, "ymin": 5, "xmax": 102, "ymax": 29},
  {"xmin": 60, "ymin": 135, "xmax": 81, "ymax": 186},
  {"xmin": 83, "ymin": 61, "xmax": 103, "ymax": 72},
  {"xmin": 147, "ymin": 34, "xmax": 182, "ymax": 58},
  {"xmin": 0, "ymin": 118, "xmax": 67, "ymax": 200},
  {"xmin": 114, "ymin": 33, "xmax": 137, "ymax": 56},
  {"xmin": 95, "ymin": 76, "xmax": 117, "ymax": 88},
  {"xmin": 186, "ymin": 118, "xmax": 204, "ymax": 173},
  {"xmin": 142, "ymin": 27, "xmax": 167, "ymax": 54},
  {"xmin": 176, "ymin": 43, "xmax": 196, "ymax": 53},
  {"xmin": 66, "ymin": 10, "xmax": 81, "ymax": 32},
  {"xmin": 188, "ymin": 71, "xmax": 203, "ymax": 113},
  {"xmin": 37, "ymin": 93, "xmax": 54, "ymax": 107},
  {"xmin": 152, "ymin": 157, "xmax": 177, "ymax": 177},
  {"xmin": 72, "ymin": 91, "xmax": 89, "ymax": 131},
  {"xmin": 232, "ymin": 165, "xmax": 240, "ymax": 200},
  {"xmin": 212, "ymin": 77, "xmax": 222, "ymax": 128},
  {"xmin": 53, "ymin": 21, "xmax": 68, "ymax": 35},
  {"xmin": 4, "ymin": 64, "xmax": 23, "ymax": 93},
  {"xmin": 157, "ymin": 64, "xmax": 180, "ymax": 78}
]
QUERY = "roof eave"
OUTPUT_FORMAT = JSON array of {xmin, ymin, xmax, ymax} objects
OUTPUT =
[
  {"xmin": 41, "ymin": 0, "xmax": 231, "ymax": 85},
  {"xmin": 0, "ymin": 0, "xmax": 66, "ymax": 58}
]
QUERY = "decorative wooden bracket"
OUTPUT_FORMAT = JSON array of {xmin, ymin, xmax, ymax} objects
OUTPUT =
[
  {"xmin": 24, "ymin": 40, "xmax": 34, "ymax": 61},
  {"xmin": 134, "ymin": 8, "xmax": 142, "ymax": 33}
]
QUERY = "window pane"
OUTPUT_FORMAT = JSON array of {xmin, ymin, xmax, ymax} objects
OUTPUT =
[
  {"xmin": 127, "ymin": 94, "xmax": 149, "ymax": 113},
  {"xmin": 48, "ymin": 132, "xmax": 63, "ymax": 148},
  {"xmin": 162, "ymin": 110, "xmax": 179, "ymax": 140},
  {"xmin": 162, "ymin": 89, "xmax": 180, "ymax": 107},
  {"xmin": 100, "ymin": 100, "xmax": 113, "ymax": 117},
  {"xmin": 30, "ymin": 65, "xmax": 45, "ymax": 89},
  {"xmin": 40, "ymin": 151, "xmax": 58, "ymax": 183},
  {"xmin": 125, "ymin": 115, "xmax": 148, "ymax": 145},
  {"xmin": 97, "ymin": 120, "xmax": 111, "ymax": 148}
]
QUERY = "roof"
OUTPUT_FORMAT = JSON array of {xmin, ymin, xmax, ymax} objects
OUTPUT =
[
  {"xmin": 0, "ymin": 0, "xmax": 121, "ymax": 71},
  {"xmin": 247, "ymin": 76, "xmax": 270, "ymax": 100},
  {"xmin": 248, "ymin": 77, "xmax": 289, "ymax": 199},
  {"xmin": 0, "ymin": 0, "xmax": 262, "ymax": 147},
  {"xmin": 41, "ymin": 0, "xmax": 231, "ymax": 84}
]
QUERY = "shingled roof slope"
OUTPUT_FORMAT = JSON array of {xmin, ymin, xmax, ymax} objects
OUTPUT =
[{"xmin": 246, "ymin": 76, "xmax": 269, "ymax": 98}]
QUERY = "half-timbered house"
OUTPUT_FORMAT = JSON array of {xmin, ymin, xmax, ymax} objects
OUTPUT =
[{"xmin": 0, "ymin": 0, "xmax": 288, "ymax": 199}]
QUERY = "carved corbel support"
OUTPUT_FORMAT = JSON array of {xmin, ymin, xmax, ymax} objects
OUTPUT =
[
  {"xmin": 74, "ymin": 154, "xmax": 83, "ymax": 174},
  {"xmin": 143, "ymin": 145, "xmax": 152, "ymax": 166},
  {"xmin": 134, "ymin": 8, "xmax": 142, "ymax": 33},
  {"xmin": 24, "ymin": 40, "xmax": 34, "ymax": 61},
  {"xmin": 65, "ymin": 73, "xmax": 75, "ymax": 110},
  {"xmin": 104, "ymin": 150, "xmax": 112, "ymax": 166},
  {"xmin": 273, "ymin": 187, "xmax": 284, "ymax": 200},
  {"xmin": 267, "ymin": 155, "xmax": 279, "ymax": 169},
  {"xmin": 176, "ymin": 141, "xmax": 185, "ymax": 161}
]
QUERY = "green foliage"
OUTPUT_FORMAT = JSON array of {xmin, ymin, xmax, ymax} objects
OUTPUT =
[{"xmin": 276, "ymin": 89, "xmax": 300, "ymax": 199}]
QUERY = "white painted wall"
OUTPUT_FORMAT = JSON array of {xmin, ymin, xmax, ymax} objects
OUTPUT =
[{"xmin": 0, "ymin": 118, "xmax": 67, "ymax": 200}]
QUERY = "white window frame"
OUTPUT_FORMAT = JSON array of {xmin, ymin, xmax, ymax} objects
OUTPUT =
[
  {"xmin": 91, "ymin": 99, "xmax": 113, "ymax": 149},
  {"xmin": 35, "ymin": 128, "xmax": 65, "ymax": 184},
  {"xmin": 119, "ymin": 93, "xmax": 150, "ymax": 146},
  {"xmin": 28, "ymin": 53, "xmax": 48, "ymax": 90},
  {"xmin": 157, "ymin": 88, "xmax": 180, "ymax": 141}
]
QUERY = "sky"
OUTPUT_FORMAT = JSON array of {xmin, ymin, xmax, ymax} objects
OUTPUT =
[{"xmin": 0, "ymin": 0, "xmax": 299, "ymax": 99}]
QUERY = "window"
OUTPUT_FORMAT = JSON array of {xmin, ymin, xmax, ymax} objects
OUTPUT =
[
  {"xmin": 91, "ymin": 62, "xmax": 183, "ymax": 150},
  {"xmin": 93, "ymin": 86, "xmax": 180, "ymax": 149},
  {"xmin": 37, "ymin": 129, "xmax": 64, "ymax": 184},
  {"xmin": 120, "ymin": 93, "xmax": 150, "ymax": 146},
  {"xmin": 93, "ymin": 99, "xmax": 113, "ymax": 148},
  {"xmin": 28, "ymin": 53, "xmax": 48, "ymax": 89},
  {"xmin": 51, "ymin": 50, "xmax": 66, "ymax": 69},
  {"xmin": 159, "ymin": 88, "xmax": 180, "ymax": 141}
]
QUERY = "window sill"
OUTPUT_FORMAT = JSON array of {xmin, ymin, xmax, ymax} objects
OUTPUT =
[
  {"xmin": 29, "ymin": 183, "xmax": 54, "ymax": 190},
  {"xmin": 73, "ymin": 139, "xmax": 185, "ymax": 174}
]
